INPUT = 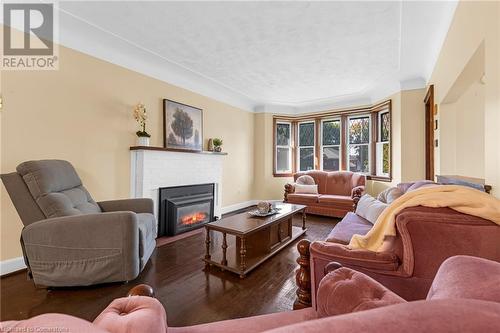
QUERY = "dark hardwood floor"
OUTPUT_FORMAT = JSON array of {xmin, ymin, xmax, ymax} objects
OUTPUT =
[{"xmin": 0, "ymin": 213, "xmax": 336, "ymax": 326}]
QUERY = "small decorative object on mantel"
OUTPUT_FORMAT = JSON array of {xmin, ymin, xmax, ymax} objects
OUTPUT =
[
  {"xmin": 163, "ymin": 99, "xmax": 203, "ymax": 152},
  {"xmin": 133, "ymin": 103, "xmax": 151, "ymax": 146},
  {"xmin": 212, "ymin": 138, "xmax": 223, "ymax": 152},
  {"xmin": 207, "ymin": 138, "xmax": 214, "ymax": 151}
]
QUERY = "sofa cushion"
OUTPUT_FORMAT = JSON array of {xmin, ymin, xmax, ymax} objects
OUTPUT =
[
  {"xmin": 377, "ymin": 187, "xmax": 403, "ymax": 204},
  {"xmin": 427, "ymin": 255, "xmax": 500, "ymax": 303},
  {"xmin": 287, "ymin": 193, "xmax": 319, "ymax": 204},
  {"xmin": 137, "ymin": 213, "xmax": 156, "ymax": 257},
  {"xmin": 296, "ymin": 175, "xmax": 315, "ymax": 185},
  {"xmin": 355, "ymin": 194, "xmax": 388, "ymax": 224},
  {"xmin": 326, "ymin": 212, "xmax": 372, "ymax": 244},
  {"xmin": 436, "ymin": 175, "xmax": 486, "ymax": 192},
  {"xmin": 317, "ymin": 194, "xmax": 353, "ymax": 205},
  {"xmin": 16, "ymin": 160, "xmax": 101, "ymax": 218},
  {"xmin": 295, "ymin": 184, "xmax": 319, "ymax": 194}
]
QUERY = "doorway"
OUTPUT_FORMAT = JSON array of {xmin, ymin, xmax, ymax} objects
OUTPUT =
[{"xmin": 424, "ymin": 85, "xmax": 435, "ymax": 180}]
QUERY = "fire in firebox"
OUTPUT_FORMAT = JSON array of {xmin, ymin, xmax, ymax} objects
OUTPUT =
[{"xmin": 180, "ymin": 212, "xmax": 208, "ymax": 225}]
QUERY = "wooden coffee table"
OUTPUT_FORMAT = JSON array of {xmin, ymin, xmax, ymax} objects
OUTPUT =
[{"xmin": 203, "ymin": 203, "xmax": 307, "ymax": 278}]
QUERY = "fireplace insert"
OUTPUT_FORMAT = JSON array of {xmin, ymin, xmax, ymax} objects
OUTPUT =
[{"xmin": 158, "ymin": 183, "xmax": 215, "ymax": 237}]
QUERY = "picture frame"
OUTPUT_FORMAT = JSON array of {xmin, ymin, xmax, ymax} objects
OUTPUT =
[{"xmin": 163, "ymin": 99, "xmax": 203, "ymax": 152}]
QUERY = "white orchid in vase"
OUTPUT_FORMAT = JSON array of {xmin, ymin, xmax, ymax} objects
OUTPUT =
[{"xmin": 133, "ymin": 103, "xmax": 151, "ymax": 145}]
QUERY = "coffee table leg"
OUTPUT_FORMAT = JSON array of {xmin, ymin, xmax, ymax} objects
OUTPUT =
[
  {"xmin": 221, "ymin": 232, "xmax": 228, "ymax": 267},
  {"xmin": 239, "ymin": 237, "xmax": 247, "ymax": 278},
  {"xmin": 302, "ymin": 210, "xmax": 307, "ymax": 230},
  {"xmin": 204, "ymin": 228, "xmax": 211, "ymax": 271}
]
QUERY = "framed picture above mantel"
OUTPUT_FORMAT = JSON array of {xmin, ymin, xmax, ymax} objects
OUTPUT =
[{"xmin": 163, "ymin": 99, "xmax": 203, "ymax": 152}]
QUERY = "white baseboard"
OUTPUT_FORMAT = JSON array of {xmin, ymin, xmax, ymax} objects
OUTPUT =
[
  {"xmin": 220, "ymin": 200, "xmax": 259, "ymax": 215},
  {"xmin": 220, "ymin": 199, "xmax": 282, "ymax": 215},
  {"xmin": 1, "ymin": 256, "xmax": 26, "ymax": 276}
]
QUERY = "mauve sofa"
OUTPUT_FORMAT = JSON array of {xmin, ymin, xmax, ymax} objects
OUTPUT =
[
  {"xmin": 1, "ymin": 159, "xmax": 156, "ymax": 287},
  {"xmin": 304, "ymin": 206, "xmax": 500, "ymax": 307},
  {"xmin": 284, "ymin": 171, "xmax": 365, "ymax": 218},
  {"xmin": 2, "ymin": 256, "xmax": 499, "ymax": 332}
]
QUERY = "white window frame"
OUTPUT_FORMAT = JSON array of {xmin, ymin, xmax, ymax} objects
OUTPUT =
[
  {"xmin": 297, "ymin": 121, "xmax": 315, "ymax": 172},
  {"xmin": 275, "ymin": 121, "xmax": 293, "ymax": 174},
  {"xmin": 347, "ymin": 114, "xmax": 371, "ymax": 174},
  {"xmin": 320, "ymin": 118, "xmax": 341, "ymax": 171},
  {"xmin": 376, "ymin": 110, "xmax": 390, "ymax": 177}
]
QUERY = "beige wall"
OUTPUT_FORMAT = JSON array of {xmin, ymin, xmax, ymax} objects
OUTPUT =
[
  {"xmin": 368, "ymin": 88, "xmax": 426, "ymax": 196},
  {"xmin": 439, "ymin": 81, "xmax": 485, "ymax": 178},
  {"xmin": 430, "ymin": 0, "xmax": 499, "ymax": 197},
  {"xmin": 1, "ymin": 45, "xmax": 255, "ymax": 261}
]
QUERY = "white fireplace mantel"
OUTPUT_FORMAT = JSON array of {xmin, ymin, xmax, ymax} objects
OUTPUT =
[{"xmin": 130, "ymin": 146, "xmax": 227, "ymax": 219}]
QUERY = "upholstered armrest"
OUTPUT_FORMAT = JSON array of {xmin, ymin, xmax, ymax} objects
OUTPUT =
[
  {"xmin": 310, "ymin": 241, "xmax": 399, "ymax": 271},
  {"xmin": 21, "ymin": 212, "xmax": 140, "ymax": 283},
  {"xmin": 351, "ymin": 185, "xmax": 364, "ymax": 199},
  {"xmin": 93, "ymin": 296, "xmax": 167, "ymax": 333},
  {"xmin": 284, "ymin": 183, "xmax": 295, "ymax": 202},
  {"xmin": 98, "ymin": 198, "xmax": 154, "ymax": 214},
  {"xmin": 316, "ymin": 267, "xmax": 406, "ymax": 317}
]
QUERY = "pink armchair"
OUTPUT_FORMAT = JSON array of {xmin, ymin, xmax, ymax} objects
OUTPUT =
[{"xmin": 2, "ymin": 256, "xmax": 500, "ymax": 333}]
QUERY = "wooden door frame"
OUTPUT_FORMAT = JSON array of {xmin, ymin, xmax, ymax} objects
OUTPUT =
[{"xmin": 424, "ymin": 85, "xmax": 435, "ymax": 180}]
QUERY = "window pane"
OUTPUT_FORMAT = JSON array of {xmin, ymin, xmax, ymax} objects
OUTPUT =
[
  {"xmin": 349, "ymin": 145, "xmax": 369, "ymax": 173},
  {"xmin": 276, "ymin": 123, "xmax": 290, "ymax": 146},
  {"xmin": 299, "ymin": 147, "xmax": 314, "ymax": 171},
  {"xmin": 299, "ymin": 122, "xmax": 315, "ymax": 146},
  {"xmin": 322, "ymin": 146, "xmax": 340, "ymax": 171},
  {"xmin": 382, "ymin": 142, "xmax": 390, "ymax": 174},
  {"xmin": 322, "ymin": 120, "xmax": 340, "ymax": 145},
  {"xmin": 277, "ymin": 147, "xmax": 290, "ymax": 172},
  {"xmin": 349, "ymin": 117, "xmax": 370, "ymax": 144},
  {"xmin": 381, "ymin": 112, "xmax": 390, "ymax": 142}
]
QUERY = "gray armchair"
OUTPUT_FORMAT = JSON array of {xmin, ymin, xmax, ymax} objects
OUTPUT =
[{"xmin": 1, "ymin": 160, "xmax": 156, "ymax": 287}]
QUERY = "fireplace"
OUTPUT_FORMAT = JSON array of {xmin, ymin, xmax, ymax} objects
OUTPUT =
[{"xmin": 158, "ymin": 183, "xmax": 215, "ymax": 237}]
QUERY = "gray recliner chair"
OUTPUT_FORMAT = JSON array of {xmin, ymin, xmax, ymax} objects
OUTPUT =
[{"xmin": 1, "ymin": 159, "xmax": 156, "ymax": 287}]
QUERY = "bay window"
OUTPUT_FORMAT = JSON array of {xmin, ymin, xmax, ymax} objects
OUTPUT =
[{"xmin": 273, "ymin": 100, "xmax": 391, "ymax": 181}]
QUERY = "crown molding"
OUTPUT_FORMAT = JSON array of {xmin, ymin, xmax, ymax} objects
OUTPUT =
[
  {"xmin": 49, "ymin": 5, "xmax": 443, "ymax": 115},
  {"xmin": 57, "ymin": 8, "xmax": 257, "ymax": 112}
]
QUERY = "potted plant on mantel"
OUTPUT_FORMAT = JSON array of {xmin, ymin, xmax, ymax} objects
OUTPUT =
[
  {"xmin": 133, "ymin": 103, "xmax": 151, "ymax": 146},
  {"xmin": 212, "ymin": 138, "xmax": 223, "ymax": 152}
]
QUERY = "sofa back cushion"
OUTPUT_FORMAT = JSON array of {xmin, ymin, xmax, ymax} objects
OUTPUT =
[
  {"xmin": 427, "ymin": 255, "xmax": 500, "ymax": 303},
  {"xmin": 294, "ymin": 171, "xmax": 328, "ymax": 194},
  {"xmin": 326, "ymin": 171, "xmax": 366, "ymax": 196},
  {"xmin": 355, "ymin": 194, "xmax": 388, "ymax": 224},
  {"xmin": 296, "ymin": 175, "xmax": 315, "ymax": 185},
  {"xmin": 16, "ymin": 160, "xmax": 101, "ymax": 218},
  {"xmin": 295, "ymin": 171, "xmax": 365, "ymax": 195}
]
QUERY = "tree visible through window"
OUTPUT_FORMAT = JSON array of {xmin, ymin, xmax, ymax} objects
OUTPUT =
[
  {"xmin": 321, "ymin": 120, "xmax": 341, "ymax": 171},
  {"xmin": 273, "ymin": 101, "xmax": 391, "ymax": 180},
  {"xmin": 348, "ymin": 116, "xmax": 370, "ymax": 173},
  {"xmin": 276, "ymin": 122, "xmax": 292, "ymax": 173}
]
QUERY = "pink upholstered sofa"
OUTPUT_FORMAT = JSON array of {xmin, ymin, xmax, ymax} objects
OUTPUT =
[
  {"xmin": 2, "ymin": 256, "xmax": 500, "ymax": 333},
  {"xmin": 304, "ymin": 206, "xmax": 500, "ymax": 307},
  {"xmin": 284, "ymin": 171, "xmax": 365, "ymax": 218}
]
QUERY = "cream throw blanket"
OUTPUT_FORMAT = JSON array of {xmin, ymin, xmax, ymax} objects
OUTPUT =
[{"xmin": 348, "ymin": 185, "xmax": 500, "ymax": 252}]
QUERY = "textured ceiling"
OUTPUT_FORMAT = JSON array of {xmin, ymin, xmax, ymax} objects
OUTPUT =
[{"xmin": 56, "ymin": 1, "xmax": 457, "ymax": 112}]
